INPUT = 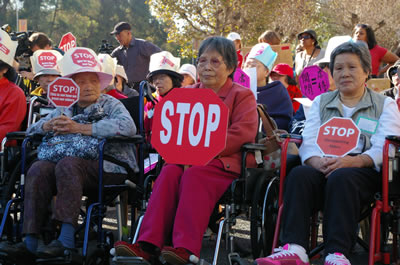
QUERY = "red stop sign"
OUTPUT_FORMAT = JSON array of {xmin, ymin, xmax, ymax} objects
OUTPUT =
[
  {"xmin": 38, "ymin": 51, "xmax": 57, "ymax": 68},
  {"xmin": 316, "ymin": 117, "xmax": 360, "ymax": 157},
  {"xmin": 59, "ymin": 32, "xmax": 77, "ymax": 52},
  {"xmin": 71, "ymin": 48, "xmax": 97, "ymax": 68},
  {"xmin": 151, "ymin": 88, "xmax": 229, "ymax": 166},
  {"xmin": 48, "ymin": 77, "xmax": 80, "ymax": 108}
]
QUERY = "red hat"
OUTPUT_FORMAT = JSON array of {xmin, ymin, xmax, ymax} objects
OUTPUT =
[{"xmin": 271, "ymin": 63, "xmax": 294, "ymax": 79}]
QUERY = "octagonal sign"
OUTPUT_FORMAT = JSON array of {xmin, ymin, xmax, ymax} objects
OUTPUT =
[
  {"xmin": 151, "ymin": 87, "xmax": 229, "ymax": 166},
  {"xmin": 71, "ymin": 48, "xmax": 97, "ymax": 68},
  {"xmin": 59, "ymin": 32, "xmax": 77, "ymax": 53},
  {"xmin": 299, "ymin": 65, "xmax": 330, "ymax": 100},
  {"xmin": 316, "ymin": 117, "xmax": 360, "ymax": 157},
  {"xmin": 48, "ymin": 77, "xmax": 80, "ymax": 108},
  {"xmin": 38, "ymin": 51, "xmax": 57, "ymax": 68}
]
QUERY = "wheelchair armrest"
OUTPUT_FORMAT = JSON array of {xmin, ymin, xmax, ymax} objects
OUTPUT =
[
  {"xmin": 280, "ymin": 133, "xmax": 303, "ymax": 141},
  {"xmin": 386, "ymin": 135, "xmax": 400, "ymax": 145},
  {"xmin": 5, "ymin": 131, "xmax": 27, "ymax": 140},
  {"xmin": 241, "ymin": 143, "xmax": 266, "ymax": 152},
  {"xmin": 103, "ymin": 135, "xmax": 144, "ymax": 144}
]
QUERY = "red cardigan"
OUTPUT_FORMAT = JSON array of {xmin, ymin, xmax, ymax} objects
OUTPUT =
[{"xmin": 190, "ymin": 78, "xmax": 258, "ymax": 174}]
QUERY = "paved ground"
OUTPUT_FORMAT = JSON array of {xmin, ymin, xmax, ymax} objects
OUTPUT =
[{"xmin": 103, "ymin": 208, "xmax": 371, "ymax": 265}]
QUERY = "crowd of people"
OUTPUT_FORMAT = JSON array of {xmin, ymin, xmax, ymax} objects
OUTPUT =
[{"xmin": 0, "ymin": 19, "xmax": 399, "ymax": 265}]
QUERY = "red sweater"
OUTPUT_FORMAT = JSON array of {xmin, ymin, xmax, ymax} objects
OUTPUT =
[{"xmin": 0, "ymin": 77, "xmax": 27, "ymax": 144}]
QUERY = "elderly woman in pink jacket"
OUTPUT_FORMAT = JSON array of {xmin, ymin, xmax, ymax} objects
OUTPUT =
[{"xmin": 114, "ymin": 36, "xmax": 258, "ymax": 264}]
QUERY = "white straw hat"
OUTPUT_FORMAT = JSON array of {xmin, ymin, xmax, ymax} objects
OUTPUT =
[
  {"xmin": 227, "ymin": 32, "xmax": 241, "ymax": 41},
  {"xmin": 178, "ymin": 64, "xmax": 197, "ymax": 82},
  {"xmin": 98, "ymin": 53, "xmax": 117, "ymax": 85},
  {"xmin": 314, "ymin": 35, "xmax": 352, "ymax": 65},
  {"xmin": 58, "ymin": 47, "xmax": 113, "ymax": 90},
  {"xmin": 0, "ymin": 29, "xmax": 18, "ymax": 67},
  {"xmin": 115, "ymin": 64, "xmax": 128, "ymax": 82},
  {"xmin": 147, "ymin": 51, "xmax": 183, "ymax": 81},
  {"xmin": 31, "ymin": 50, "xmax": 62, "ymax": 80}
]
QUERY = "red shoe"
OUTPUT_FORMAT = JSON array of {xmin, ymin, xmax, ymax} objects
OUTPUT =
[
  {"xmin": 161, "ymin": 246, "xmax": 197, "ymax": 265},
  {"xmin": 114, "ymin": 241, "xmax": 151, "ymax": 261}
]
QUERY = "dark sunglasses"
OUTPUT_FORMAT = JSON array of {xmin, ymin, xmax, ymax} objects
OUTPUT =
[
  {"xmin": 298, "ymin": 35, "xmax": 312, "ymax": 40},
  {"xmin": 389, "ymin": 67, "xmax": 398, "ymax": 78}
]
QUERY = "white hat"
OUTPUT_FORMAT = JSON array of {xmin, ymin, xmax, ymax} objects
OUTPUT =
[
  {"xmin": 98, "ymin": 53, "xmax": 117, "ymax": 85},
  {"xmin": 31, "ymin": 50, "xmax": 62, "ymax": 80},
  {"xmin": 227, "ymin": 32, "xmax": 241, "ymax": 41},
  {"xmin": 0, "ymin": 29, "xmax": 18, "ymax": 67},
  {"xmin": 247, "ymin": 43, "xmax": 277, "ymax": 71},
  {"xmin": 178, "ymin": 64, "xmax": 196, "ymax": 82},
  {"xmin": 314, "ymin": 35, "xmax": 352, "ymax": 65},
  {"xmin": 147, "ymin": 51, "xmax": 183, "ymax": 81},
  {"xmin": 58, "ymin": 47, "xmax": 113, "ymax": 90},
  {"xmin": 115, "ymin": 64, "xmax": 128, "ymax": 82}
]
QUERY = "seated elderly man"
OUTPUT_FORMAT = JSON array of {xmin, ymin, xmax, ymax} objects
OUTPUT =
[{"xmin": 0, "ymin": 47, "xmax": 137, "ymax": 261}]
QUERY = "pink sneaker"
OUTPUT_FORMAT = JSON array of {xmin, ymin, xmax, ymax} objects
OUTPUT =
[
  {"xmin": 254, "ymin": 244, "xmax": 309, "ymax": 265},
  {"xmin": 324, "ymin": 253, "xmax": 351, "ymax": 265}
]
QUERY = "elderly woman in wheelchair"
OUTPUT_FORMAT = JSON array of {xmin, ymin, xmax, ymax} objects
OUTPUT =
[
  {"xmin": 0, "ymin": 47, "xmax": 137, "ymax": 261},
  {"xmin": 255, "ymin": 41, "xmax": 400, "ymax": 265},
  {"xmin": 113, "ymin": 36, "xmax": 258, "ymax": 264}
]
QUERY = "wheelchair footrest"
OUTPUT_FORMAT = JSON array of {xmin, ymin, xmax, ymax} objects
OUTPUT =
[
  {"xmin": 0, "ymin": 250, "xmax": 36, "ymax": 265},
  {"xmin": 112, "ymin": 256, "xmax": 151, "ymax": 265},
  {"xmin": 36, "ymin": 250, "xmax": 83, "ymax": 265}
]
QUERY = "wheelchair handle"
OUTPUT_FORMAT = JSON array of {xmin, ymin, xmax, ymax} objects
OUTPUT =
[{"xmin": 124, "ymin": 179, "xmax": 136, "ymax": 189}]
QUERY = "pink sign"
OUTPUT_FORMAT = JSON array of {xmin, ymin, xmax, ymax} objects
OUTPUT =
[
  {"xmin": 299, "ymin": 65, "xmax": 330, "ymax": 100},
  {"xmin": 233, "ymin": 68, "xmax": 250, "ymax": 88}
]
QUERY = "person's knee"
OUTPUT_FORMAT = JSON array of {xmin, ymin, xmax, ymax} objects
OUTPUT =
[
  {"xmin": 326, "ymin": 168, "xmax": 353, "ymax": 189},
  {"xmin": 25, "ymin": 161, "xmax": 54, "ymax": 187},
  {"xmin": 54, "ymin": 157, "xmax": 83, "ymax": 178},
  {"xmin": 154, "ymin": 164, "xmax": 183, "ymax": 186}
]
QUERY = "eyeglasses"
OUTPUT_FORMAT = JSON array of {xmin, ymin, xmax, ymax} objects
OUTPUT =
[
  {"xmin": 298, "ymin": 35, "xmax": 312, "ymax": 40},
  {"xmin": 196, "ymin": 57, "xmax": 224, "ymax": 68}
]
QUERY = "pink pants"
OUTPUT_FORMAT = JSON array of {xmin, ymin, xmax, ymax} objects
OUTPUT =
[{"xmin": 138, "ymin": 159, "xmax": 238, "ymax": 256}]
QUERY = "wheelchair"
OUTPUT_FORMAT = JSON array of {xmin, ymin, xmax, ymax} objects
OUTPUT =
[
  {"xmin": 0, "ymin": 82, "xmax": 152, "ymax": 265},
  {"xmin": 0, "ymin": 96, "xmax": 49, "ymax": 223},
  {"xmin": 111, "ymin": 112, "xmax": 283, "ymax": 264},
  {"xmin": 268, "ymin": 134, "xmax": 400, "ymax": 265}
]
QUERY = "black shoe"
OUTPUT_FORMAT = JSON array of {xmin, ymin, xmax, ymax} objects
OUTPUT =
[
  {"xmin": 36, "ymin": 239, "xmax": 75, "ymax": 258},
  {"xmin": 0, "ymin": 241, "xmax": 36, "ymax": 261}
]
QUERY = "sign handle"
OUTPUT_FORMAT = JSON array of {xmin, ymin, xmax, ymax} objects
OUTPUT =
[{"xmin": 58, "ymin": 107, "xmax": 65, "ymax": 116}]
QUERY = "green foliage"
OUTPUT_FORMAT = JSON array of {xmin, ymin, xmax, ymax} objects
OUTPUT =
[{"xmin": 0, "ymin": 0, "xmax": 174, "ymax": 54}]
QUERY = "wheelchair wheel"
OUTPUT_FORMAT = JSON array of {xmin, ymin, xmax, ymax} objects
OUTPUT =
[{"xmin": 250, "ymin": 173, "xmax": 279, "ymax": 259}]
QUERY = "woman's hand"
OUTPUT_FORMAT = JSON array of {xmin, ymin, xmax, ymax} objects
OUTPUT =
[
  {"xmin": 306, "ymin": 155, "xmax": 373, "ymax": 177},
  {"xmin": 43, "ymin": 116, "xmax": 92, "ymax": 135}
]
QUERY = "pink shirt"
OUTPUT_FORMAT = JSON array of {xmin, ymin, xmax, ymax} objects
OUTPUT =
[{"xmin": 370, "ymin": 45, "xmax": 387, "ymax": 76}]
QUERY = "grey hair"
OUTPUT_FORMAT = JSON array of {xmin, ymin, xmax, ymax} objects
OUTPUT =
[
  {"xmin": 330, "ymin": 41, "xmax": 371, "ymax": 76},
  {"xmin": 197, "ymin": 36, "xmax": 237, "ymax": 79}
]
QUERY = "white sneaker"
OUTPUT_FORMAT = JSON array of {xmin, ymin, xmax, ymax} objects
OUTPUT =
[
  {"xmin": 255, "ymin": 243, "xmax": 310, "ymax": 265},
  {"xmin": 324, "ymin": 253, "xmax": 351, "ymax": 265}
]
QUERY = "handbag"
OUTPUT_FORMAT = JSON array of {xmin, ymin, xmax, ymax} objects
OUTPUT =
[
  {"xmin": 37, "ymin": 133, "xmax": 100, "ymax": 163},
  {"xmin": 256, "ymin": 104, "xmax": 282, "ymax": 170},
  {"xmin": 37, "ymin": 105, "xmax": 107, "ymax": 163}
]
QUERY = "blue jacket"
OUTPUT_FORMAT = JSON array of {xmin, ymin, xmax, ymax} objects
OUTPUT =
[{"xmin": 257, "ymin": 81, "xmax": 293, "ymax": 131}]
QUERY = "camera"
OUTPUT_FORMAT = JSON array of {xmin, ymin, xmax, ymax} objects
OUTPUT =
[
  {"xmin": 1, "ymin": 24, "xmax": 33, "ymax": 71},
  {"xmin": 98, "ymin": 39, "xmax": 114, "ymax": 54}
]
